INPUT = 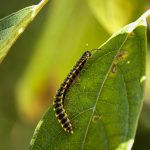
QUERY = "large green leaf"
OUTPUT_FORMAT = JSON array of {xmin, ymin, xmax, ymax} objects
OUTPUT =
[
  {"xmin": 29, "ymin": 10, "xmax": 148, "ymax": 150},
  {"xmin": 0, "ymin": 0, "xmax": 48, "ymax": 63}
]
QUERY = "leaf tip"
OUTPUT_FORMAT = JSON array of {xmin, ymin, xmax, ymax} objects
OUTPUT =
[
  {"xmin": 38, "ymin": 0, "xmax": 49, "ymax": 8},
  {"xmin": 125, "ymin": 10, "xmax": 150, "ymax": 34},
  {"xmin": 32, "ymin": 0, "xmax": 48, "ymax": 17},
  {"xmin": 140, "ymin": 9, "xmax": 150, "ymax": 20}
]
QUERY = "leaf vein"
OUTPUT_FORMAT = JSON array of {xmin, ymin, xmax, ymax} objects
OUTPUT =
[{"xmin": 81, "ymin": 34, "xmax": 129, "ymax": 150}]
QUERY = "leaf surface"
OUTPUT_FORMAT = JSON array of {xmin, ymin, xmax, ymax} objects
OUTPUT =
[
  {"xmin": 30, "ymin": 11, "xmax": 147, "ymax": 150},
  {"xmin": 0, "ymin": 0, "xmax": 48, "ymax": 63}
]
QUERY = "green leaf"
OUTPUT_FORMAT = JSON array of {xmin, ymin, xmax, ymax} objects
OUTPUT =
[
  {"xmin": 29, "ymin": 10, "xmax": 148, "ymax": 150},
  {"xmin": 0, "ymin": 0, "xmax": 48, "ymax": 63}
]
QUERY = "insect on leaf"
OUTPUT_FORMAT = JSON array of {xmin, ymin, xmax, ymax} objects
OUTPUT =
[
  {"xmin": 0, "ymin": 0, "xmax": 48, "ymax": 63},
  {"xmin": 29, "ymin": 10, "xmax": 148, "ymax": 150}
]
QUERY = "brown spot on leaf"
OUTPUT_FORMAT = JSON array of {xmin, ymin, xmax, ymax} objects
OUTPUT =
[
  {"xmin": 111, "ymin": 64, "xmax": 117, "ymax": 73},
  {"xmin": 92, "ymin": 115, "xmax": 102, "ymax": 122}
]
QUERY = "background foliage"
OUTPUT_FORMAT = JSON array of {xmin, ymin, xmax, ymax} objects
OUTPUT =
[{"xmin": 0, "ymin": 0, "xmax": 150, "ymax": 150}]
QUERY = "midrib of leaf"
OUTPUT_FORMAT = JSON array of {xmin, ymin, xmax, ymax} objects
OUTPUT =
[{"xmin": 81, "ymin": 33, "xmax": 129, "ymax": 150}]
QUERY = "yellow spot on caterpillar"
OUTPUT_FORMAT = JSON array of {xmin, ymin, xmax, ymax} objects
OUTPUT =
[
  {"xmin": 69, "ymin": 75, "xmax": 73, "ymax": 79},
  {"xmin": 72, "ymin": 70, "xmax": 76, "ymax": 74},
  {"xmin": 59, "ymin": 95, "xmax": 63, "ymax": 98}
]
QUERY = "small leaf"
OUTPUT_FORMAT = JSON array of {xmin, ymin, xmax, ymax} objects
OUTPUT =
[
  {"xmin": 0, "ymin": 0, "xmax": 48, "ymax": 63},
  {"xmin": 29, "ymin": 10, "xmax": 148, "ymax": 150}
]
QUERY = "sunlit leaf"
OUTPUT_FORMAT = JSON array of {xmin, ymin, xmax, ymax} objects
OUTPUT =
[
  {"xmin": 29, "ymin": 10, "xmax": 148, "ymax": 150},
  {"xmin": 0, "ymin": 0, "xmax": 48, "ymax": 63}
]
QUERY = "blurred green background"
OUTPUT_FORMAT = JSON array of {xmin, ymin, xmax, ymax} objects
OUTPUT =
[{"xmin": 0, "ymin": 0, "xmax": 150, "ymax": 150}]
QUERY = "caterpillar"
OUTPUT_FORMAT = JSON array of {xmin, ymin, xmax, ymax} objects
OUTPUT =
[{"xmin": 53, "ymin": 51, "xmax": 92, "ymax": 134}]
